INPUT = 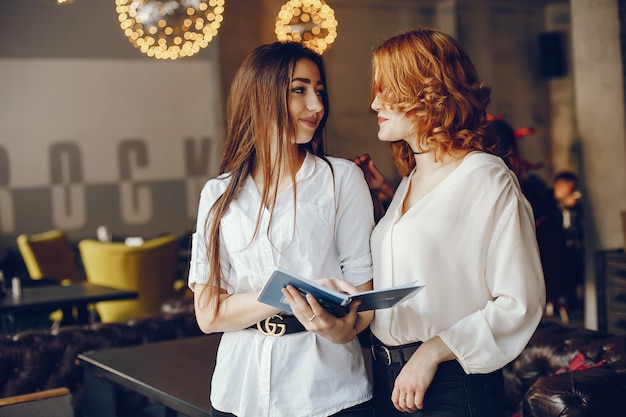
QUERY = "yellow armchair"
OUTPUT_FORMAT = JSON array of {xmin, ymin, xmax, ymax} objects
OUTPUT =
[
  {"xmin": 78, "ymin": 234, "xmax": 179, "ymax": 323},
  {"xmin": 16, "ymin": 230, "xmax": 83, "ymax": 283},
  {"xmin": 16, "ymin": 229, "xmax": 85, "ymax": 324}
]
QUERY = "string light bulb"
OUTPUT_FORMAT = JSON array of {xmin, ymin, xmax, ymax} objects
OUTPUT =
[
  {"xmin": 275, "ymin": 0, "xmax": 338, "ymax": 54},
  {"xmin": 115, "ymin": 0, "xmax": 225, "ymax": 60}
]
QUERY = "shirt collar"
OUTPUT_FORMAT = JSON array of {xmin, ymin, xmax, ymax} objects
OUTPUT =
[
  {"xmin": 296, "ymin": 151, "xmax": 316, "ymax": 182},
  {"xmin": 242, "ymin": 151, "xmax": 317, "ymax": 192}
]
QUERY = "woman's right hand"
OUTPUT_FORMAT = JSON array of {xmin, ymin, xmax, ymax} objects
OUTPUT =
[
  {"xmin": 282, "ymin": 284, "xmax": 360, "ymax": 344},
  {"xmin": 281, "ymin": 278, "xmax": 374, "ymax": 344}
]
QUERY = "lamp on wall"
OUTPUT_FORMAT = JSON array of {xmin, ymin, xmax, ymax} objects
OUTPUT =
[
  {"xmin": 115, "ymin": 0, "xmax": 225, "ymax": 60},
  {"xmin": 275, "ymin": 0, "xmax": 338, "ymax": 54}
]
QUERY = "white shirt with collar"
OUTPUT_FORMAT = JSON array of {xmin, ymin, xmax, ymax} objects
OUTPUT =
[
  {"xmin": 370, "ymin": 151, "xmax": 546, "ymax": 375},
  {"xmin": 189, "ymin": 152, "xmax": 374, "ymax": 417}
]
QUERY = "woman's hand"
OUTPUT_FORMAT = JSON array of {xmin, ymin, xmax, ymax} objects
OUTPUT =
[
  {"xmin": 353, "ymin": 153, "xmax": 395, "ymax": 222},
  {"xmin": 314, "ymin": 277, "xmax": 360, "ymax": 295},
  {"xmin": 391, "ymin": 336, "xmax": 455, "ymax": 412},
  {"xmin": 353, "ymin": 153, "xmax": 386, "ymax": 192},
  {"xmin": 281, "ymin": 278, "xmax": 373, "ymax": 344}
]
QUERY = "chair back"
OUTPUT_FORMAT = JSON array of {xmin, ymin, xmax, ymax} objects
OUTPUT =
[
  {"xmin": 16, "ymin": 230, "xmax": 83, "ymax": 282},
  {"xmin": 78, "ymin": 234, "xmax": 179, "ymax": 322},
  {"xmin": 0, "ymin": 387, "xmax": 73, "ymax": 417}
]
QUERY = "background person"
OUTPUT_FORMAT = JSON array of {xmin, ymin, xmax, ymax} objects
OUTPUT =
[{"xmin": 553, "ymin": 170, "xmax": 584, "ymax": 312}]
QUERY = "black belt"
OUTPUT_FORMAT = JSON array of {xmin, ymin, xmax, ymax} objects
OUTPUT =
[
  {"xmin": 249, "ymin": 314, "xmax": 305, "ymax": 337},
  {"xmin": 371, "ymin": 335, "xmax": 423, "ymax": 366}
]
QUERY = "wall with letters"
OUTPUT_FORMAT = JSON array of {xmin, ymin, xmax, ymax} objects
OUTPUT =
[
  {"xmin": 0, "ymin": 1, "xmax": 222, "ymax": 256},
  {"xmin": 0, "ymin": 59, "xmax": 222, "ymax": 246}
]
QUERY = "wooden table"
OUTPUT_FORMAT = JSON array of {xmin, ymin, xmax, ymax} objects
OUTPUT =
[
  {"xmin": 79, "ymin": 334, "xmax": 220, "ymax": 417},
  {"xmin": 0, "ymin": 282, "xmax": 138, "ymax": 334}
]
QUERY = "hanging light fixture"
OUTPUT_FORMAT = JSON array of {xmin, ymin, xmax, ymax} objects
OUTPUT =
[
  {"xmin": 275, "ymin": 0, "xmax": 338, "ymax": 54},
  {"xmin": 115, "ymin": 0, "xmax": 225, "ymax": 60}
]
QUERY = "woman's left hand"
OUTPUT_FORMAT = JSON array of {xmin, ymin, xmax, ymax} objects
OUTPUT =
[
  {"xmin": 281, "ymin": 279, "xmax": 361, "ymax": 344},
  {"xmin": 391, "ymin": 336, "xmax": 455, "ymax": 412}
]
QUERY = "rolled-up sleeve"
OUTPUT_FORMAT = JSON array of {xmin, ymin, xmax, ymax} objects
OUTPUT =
[
  {"xmin": 334, "ymin": 162, "xmax": 375, "ymax": 286},
  {"xmin": 188, "ymin": 178, "xmax": 230, "ymax": 289}
]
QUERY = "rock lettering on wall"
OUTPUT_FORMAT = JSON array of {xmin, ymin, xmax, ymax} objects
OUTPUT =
[
  {"xmin": 0, "ymin": 56, "xmax": 222, "ymax": 248},
  {"xmin": 50, "ymin": 143, "xmax": 86, "ymax": 229},
  {"xmin": 119, "ymin": 140, "xmax": 152, "ymax": 225},
  {"xmin": 0, "ymin": 136, "xmax": 218, "ymax": 239},
  {"xmin": 184, "ymin": 137, "xmax": 218, "ymax": 219}
]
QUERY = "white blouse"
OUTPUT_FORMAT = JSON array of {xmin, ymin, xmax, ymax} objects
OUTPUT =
[
  {"xmin": 370, "ymin": 151, "xmax": 546, "ymax": 374},
  {"xmin": 189, "ymin": 152, "xmax": 374, "ymax": 417}
]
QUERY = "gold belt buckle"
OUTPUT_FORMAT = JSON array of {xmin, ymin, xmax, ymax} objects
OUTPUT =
[{"xmin": 256, "ymin": 314, "xmax": 287, "ymax": 337}]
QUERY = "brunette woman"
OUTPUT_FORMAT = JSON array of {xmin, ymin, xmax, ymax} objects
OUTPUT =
[{"xmin": 189, "ymin": 42, "xmax": 375, "ymax": 417}]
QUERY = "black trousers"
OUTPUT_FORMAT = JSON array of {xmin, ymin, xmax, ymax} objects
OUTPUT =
[{"xmin": 371, "ymin": 354, "xmax": 505, "ymax": 417}]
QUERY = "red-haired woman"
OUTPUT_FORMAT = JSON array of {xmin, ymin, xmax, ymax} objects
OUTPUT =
[{"xmin": 360, "ymin": 29, "xmax": 545, "ymax": 417}]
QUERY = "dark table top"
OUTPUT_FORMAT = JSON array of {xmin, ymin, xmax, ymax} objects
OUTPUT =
[
  {"xmin": 0, "ymin": 282, "xmax": 138, "ymax": 314},
  {"xmin": 79, "ymin": 334, "xmax": 220, "ymax": 417}
]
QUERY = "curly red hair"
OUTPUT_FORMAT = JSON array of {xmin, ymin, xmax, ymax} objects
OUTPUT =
[{"xmin": 371, "ymin": 29, "xmax": 496, "ymax": 176}]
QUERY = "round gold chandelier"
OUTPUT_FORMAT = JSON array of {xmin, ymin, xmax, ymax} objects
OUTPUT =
[
  {"xmin": 115, "ymin": 0, "xmax": 225, "ymax": 60},
  {"xmin": 275, "ymin": 0, "xmax": 338, "ymax": 54}
]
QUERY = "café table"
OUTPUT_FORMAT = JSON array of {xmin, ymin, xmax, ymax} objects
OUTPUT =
[
  {"xmin": 0, "ymin": 282, "xmax": 138, "ymax": 335},
  {"xmin": 79, "ymin": 334, "xmax": 220, "ymax": 417}
]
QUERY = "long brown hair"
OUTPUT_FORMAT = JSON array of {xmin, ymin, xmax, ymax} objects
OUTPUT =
[
  {"xmin": 201, "ymin": 42, "xmax": 330, "ymax": 314},
  {"xmin": 371, "ymin": 29, "xmax": 495, "ymax": 176}
]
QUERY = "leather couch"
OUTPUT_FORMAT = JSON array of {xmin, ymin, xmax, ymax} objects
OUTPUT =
[
  {"xmin": 0, "ymin": 310, "xmax": 202, "ymax": 415},
  {"xmin": 503, "ymin": 320, "xmax": 626, "ymax": 417}
]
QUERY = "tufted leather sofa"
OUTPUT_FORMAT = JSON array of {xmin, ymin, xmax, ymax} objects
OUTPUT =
[
  {"xmin": 503, "ymin": 320, "xmax": 626, "ymax": 417},
  {"xmin": 0, "ymin": 310, "xmax": 201, "ymax": 415}
]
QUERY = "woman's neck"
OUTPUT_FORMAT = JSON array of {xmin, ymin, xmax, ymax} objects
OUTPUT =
[
  {"xmin": 252, "ymin": 149, "xmax": 306, "ymax": 196},
  {"xmin": 413, "ymin": 148, "xmax": 470, "ymax": 171}
]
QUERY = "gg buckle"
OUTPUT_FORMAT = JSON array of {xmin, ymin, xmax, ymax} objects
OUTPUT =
[{"xmin": 256, "ymin": 314, "xmax": 287, "ymax": 337}]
